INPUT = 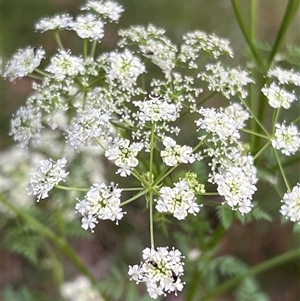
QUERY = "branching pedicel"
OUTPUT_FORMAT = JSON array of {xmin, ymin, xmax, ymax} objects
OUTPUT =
[{"xmin": 3, "ymin": 0, "xmax": 300, "ymax": 299}]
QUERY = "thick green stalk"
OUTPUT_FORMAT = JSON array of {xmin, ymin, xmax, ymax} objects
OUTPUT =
[
  {"xmin": 200, "ymin": 247, "xmax": 300, "ymax": 301},
  {"xmin": 230, "ymin": 0, "xmax": 265, "ymax": 70},
  {"xmin": 267, "ymin": 0, "xmax": 300, "ymax": 66}
]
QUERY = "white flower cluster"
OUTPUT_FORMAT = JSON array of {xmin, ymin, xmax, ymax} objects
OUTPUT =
[
  {"xmin": 81, "ymin": 0, "xmax": 124, "ymax": 23},
  {"xmin": 161, "ymin": 137, "xmax": 195, "ymax": 166},
  {"xmin": 198, "ymin": 62, "xmax": 254, "ymax": 99},
  {"xmin": 118, "ymin": 24, "xmax": 177, "ymax": 76},
  {"xmin": 280, "ymin": 184, "xmax": 300, "ymax": 224},
  {"xmin": 10, "ymin": 103, "xmax": 43, "ymax": 148},
  {"xmin": 73, "ymin": 14, "xmax": 104, "ymax": 41},
  {"xmin": 101, "ymin": 49, "xmax": 146, "ymax": 89},
  {"xmin": 261, "ymin": 83, "xmax": 296, "ymax": 109},
  {"xmin": 66, "ymin": 106, "xmax": 113, "ymax": 150},
  {"xmin": 196, "ymin": 103, "xmax": 250, "ymax": 143},
  {"xmin": 35, "ymin": 13, "xmax": 74, "ymax": 32},
  {"xmin": 61, "ymin": 275, "xmax": 104, "ymax": 301},
  {"xmin": 28, "ymin": 158, "xmax": 69, "ymax": 201},
  {"xmin": 132, "ymin": 96, "xmax": 180, "ymax": 149},
  {"xmin": 150, "ymin": 73, "xmax": 203, "ymax": 112},
  {"xmin": 179, "ymin": 30, "xmax": 233, "ymax": 68},
  {"xmin": 46, "ymin": 50, "xmax": 85, "ymax": 81},
  {"xmin": 212, "ymin": 154, "xmax": 257, "ymax": 215},
  {"xmin": 75, "ymin": 183, "xmax": 125, "ymax": 232},
  {"xmin": 272, "ymin": 123, "xmax": 300, "ymax": 156},
  {"xmin": 35, "ymin": 0, "xmax": 123, "ymax": 39},
  {"xmin": 128, "ymin": 247, "xmax": 185, "ymax": 299},
  {"xmin": 105, "ymin": 138, "xmax": 143, "ymax": 177},
  {"xmin": 155, "ymin": 180, "xmax": 201, "ymax": 220},
  {"xmin": 267, "ymin": 67, "xmax": 300, "ymax": 86},
  {"xmin": 3, "ymin": 47, "xmax": 45, "ymax": 81},
  {"xmin": 133, "ymin": 97, "xmax": 179, "ymax": 124}
]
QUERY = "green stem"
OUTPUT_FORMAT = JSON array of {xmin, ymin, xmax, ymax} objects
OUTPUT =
[
  {"xmin": 55, "ymin": 184, "xmax": 89, "ymax": 192},
  {"xmin": 274, "ymin": 149, "xmax": 291, "ymax": 191},
  {"xmin": 93, "ymin": 137, "xmax": 107, "ymax": 151},
  {"xmin": 149, "ymin": 123, "xmax": 156, "ymax": 178},
  {"xmin": 267, "ymin": 0, "xmax": 300, "ymax": 67},
  {"xmin": 201, "ymin": 247, "xmax": 300, "ymax": 301},
  {"xmin": 0, "ymin": 195, "xmax": 98, "ymax": 286},
  {"xmin": 253, "ymin": 140, "xmax": 270, "ymax": 160},
  {"xmin": 149, "ymin": 122, "xmax": 156, "ymax": 249},
  {"xmin": 230, "ymin": 0, "xmax": 265, "ymax": 70},
  {"xmin": 249, "ymin": 0, "xmax": 257, "ymax": 40},
  {"xmin": 54, "ymin": 32, "xmax": 64, "ymax": 50},
  {"xmin": 120, "ymin": 187, "xmax": 149, "ymax": 206},
  {"xmin": 90, "ymin": 40, "xmax": 97, "ymax": 57},
  {"xmin": 83, "ymin": 39, "xmax": 88, "ymax": 59},
  {"xmin": 149, "ymin": 193, "xmax": 155, "ymax": 249},
  {"xmin": 240, "ymin": 97, "xmax": 270, "ymax": 137},
  {"xmin": 241, "ymin": 128, "xmax": 269, "ymax": 139}
]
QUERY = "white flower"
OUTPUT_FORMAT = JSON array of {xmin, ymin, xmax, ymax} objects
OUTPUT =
[
  {"xmin": 72, "ymin": 14, "xmax": 104, "ymax": 41},
  {"xmin": 3, "ymin": 47, "xmax": 45, "ymax": 81},
  {"xmin": 61, "ymin": 275, "xmax": 104, "ymax": 301},
  {"xmin": 105, "ymin": 138, "xmax": 143, "ymax": 177},
  {"xmin": 118, "ymin": 24, "xmax": 177, "ymax": 76},
  {"xmin": 262, "ymin": 83, "xmax": 296, "ymax": 109},
  {"xmin": 27, "ymin": 158, "xmax": 69, "ymax": 201},
  {"xmin": 76, "ymin": 183, "xmax": 125, "ymax": 232},
  {"xmin": 81, "ymin": 0, "xmax": 124, "ymax": 23},
  {"xmin": 214, "ymin": 167, "xmax": 256, "ymax": 214},
  {"xmin": 280, "ymin": 184, "xmax": 300, "ymax": 224},
  {"xmin": 139, "ymin": 39, "xmax": 176, "ymax": 76},
  {"xmin": 35, "ymin": 13, "xmax": 74, "ymax": 32},
  {"xmin": 178, "ymin": 30, "xmax": 233, "ymax": 68},
  {"xmin": 155, "ymin": 180, "xmax": 201, "ymax": 220},
  {"xmin": 195, "ymin": 103, "xmax": 249, "ymax": 143},
  {"xmin": 160, "ymin": 137, "xmax": 195, "ymax": 166},
  {"xmin": 134, "ymin": 97, "xmax": 179, "ymax": 123},
  {"xmin": 81, "ymin": 214, "xmax": 98, "ymax": 232},
  {"xmin": 267, "ymin": 67, "xmax": 300, "ymax": 86},
  {"xmin": 128, "ymin": 265, "xmax": 145, "ymax": 283},
  {"xmin": 198, "ymin": 62, "xmax": 254, "ymax": 99},
  {"xmin": 103, "ymin": 49, "xmax": 146, "ymax": 88},
  {"xmin": 208, "ymin": 149, "xmax": 257, "ymax": 214},
  {"xmin": 66, "ymin": 106, "xmax": 113, "ymax": 149},
  {"xmin": 272, "ymin": 123, "xmax": 300, "ymax": 156},
  {"xmin": 10, "ymin": 103, "xmax": 43, "ymax": 148},
  {"xmin": 46, "ymin": 50, "xmax": 84, "ymax": 81},
  {"xmin": 128, "ymin": 247, "xmax": 185, "ymax": 299}
]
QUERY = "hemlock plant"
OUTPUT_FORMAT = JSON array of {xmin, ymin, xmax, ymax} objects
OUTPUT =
[{"xmin": 2, "ymin": 0, "xmax": 300, "ymax": 299}]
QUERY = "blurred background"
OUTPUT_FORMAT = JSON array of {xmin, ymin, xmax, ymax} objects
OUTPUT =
[{"xmin": 1, "ymin": 0, "xmax": 299, "ymax": 300}]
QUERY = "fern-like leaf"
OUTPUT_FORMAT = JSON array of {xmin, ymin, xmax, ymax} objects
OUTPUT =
[{"xmin": 216, "ymin": 205, "xmax": 234, "ymax": 229}]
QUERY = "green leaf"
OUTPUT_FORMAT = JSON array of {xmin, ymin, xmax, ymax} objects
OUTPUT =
[
  {"xmin": 216, "ymin": 256, "xmax": 248, "ymax": 277},
  {"xmin": 234, "ymin": 277, "xmax": 270, "ymax": 301},
  {"xmin": 251, "ymin": 206, "xmax": 272, "ymax": 222},
  {"xmin": 4, "ymin": 227, "xmax": 41, "ymax": 264},
  {"xmin": 216, "ymin": 205, "xmax": 234, "ymax": 229}
]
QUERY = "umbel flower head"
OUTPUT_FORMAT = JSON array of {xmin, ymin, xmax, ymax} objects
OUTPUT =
[
  {"xmin": 280, "ymin": 183, "xmax": 300, "ymax": 224},
  {"xmin": 155, "ymin": 179, "xmax": 203, "ymax": 220},
  {"xmin": 3, "ymin": 46, "xmax": 45, "ymax": 81},
  {"xmin": 28, "ymin": 158, "xmax": 69, "ymax": 201},
  {"xmin": 128, "ymin": 247, "xmax": 185, "ymax": 299},
  {"xmin": 75, "ymin": 182, "xmax": 126, "ymax": 232},
  {"xmin": 272, "ymin": 122, "xmax": 300, "ymax": 156}
]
